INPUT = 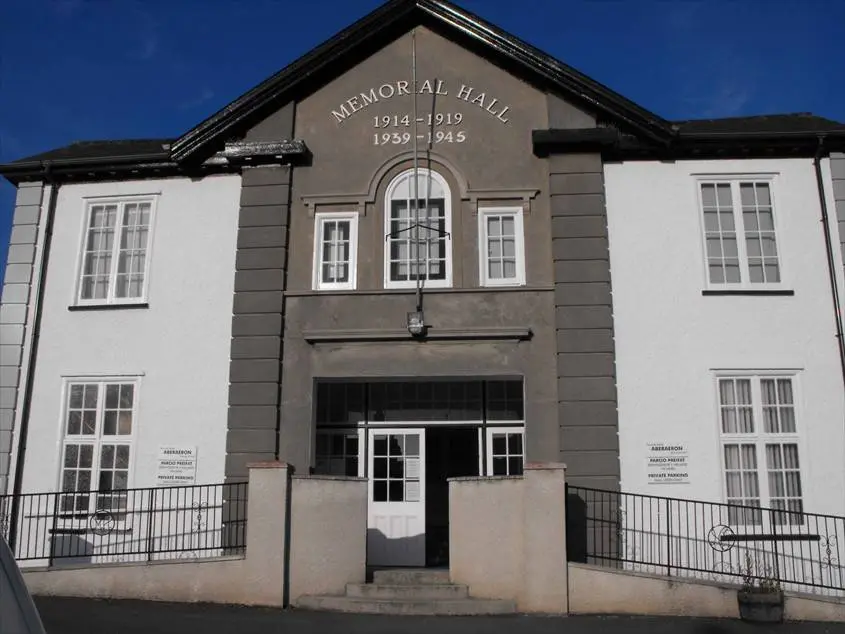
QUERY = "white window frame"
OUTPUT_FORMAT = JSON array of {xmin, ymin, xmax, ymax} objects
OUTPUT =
[
  {"xmin": 75, "ymin": 196, "xmax": 157, "ymax": 306},
  {"xmin": 312, "ymin": 212, "xmax": 359, "ymax": 291},
  {"xmin": 695, "ymin": 174, "xmax": 787, "ymax": 290},
  {"xmin": 56, "ymin": 376, "xmax": 141, "ymax": 517},
  {"xmin": 713, "ymin": 371, "xmax": 805, "ymax": 527},
  {"xmin": 477, "ymin": 207, "xmax": 526, "ymax": 287},
  {"xmin": 383, "ymin": 168, "xmax": 453, "ymax": 289},
  {"xmin": 485, "ymin": 426, "xmax": 525, "ymax": 476}
]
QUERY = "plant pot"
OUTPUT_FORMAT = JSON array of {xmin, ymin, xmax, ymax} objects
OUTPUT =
[{"xmin": 737, "ymin": 590, "xmax": 785, "ymax": 623}]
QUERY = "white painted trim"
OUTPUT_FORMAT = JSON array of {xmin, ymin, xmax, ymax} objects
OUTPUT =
[
  {"xmin": 315, "ymin": 419, "xmax": 523, "ymax": 428},
  {"xmin": 477, "ymin": 206, "xmax": 526, "ymax": 287},
  {"xmin": 73, "ymin": 195, "xmax": 159, "ymax": 307},
  {"xmin": 383, "ymin": 167, "xmax": 453, "ymax": 290},
  {"xmin": 312, "ymin": 211, "xmax": 359, "ymax": 291},
  {"xmin": 694, "ymin": 175, "xmax": 790, "ymax": 291}
]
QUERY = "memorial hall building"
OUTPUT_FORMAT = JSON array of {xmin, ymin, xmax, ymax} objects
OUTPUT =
[{"xmin": 2, "ymin": 0, "xmax": 845, "ymax": 571}]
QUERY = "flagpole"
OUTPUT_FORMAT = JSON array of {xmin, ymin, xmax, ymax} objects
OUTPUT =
[{"xmin": 412, "ymin": 30, "xmax": 422, "ymax": 312}]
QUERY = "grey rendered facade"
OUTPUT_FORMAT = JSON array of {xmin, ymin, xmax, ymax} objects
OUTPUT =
[
  {"xmin": 220, "ymin": 25, "xmax": 618, "ymax": 488},
  {"xmin": 0, "ymin": 183, "xmax": 44, "ymax": 495}
]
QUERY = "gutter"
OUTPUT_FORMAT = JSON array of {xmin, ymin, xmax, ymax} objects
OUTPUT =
[
  {"xmin": 7, "ymin": 163, "xmax": 59, "ymax": 552},
  {"xmin": 813, "ymin": 136, "xmax": 845, "ymax": 396}
]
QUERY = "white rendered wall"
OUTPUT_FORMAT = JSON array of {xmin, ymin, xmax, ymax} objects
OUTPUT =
[
  {"xmin": 16, "ymin": 174, "xmax": 240, "ymax": 493},
  {"xmin": 605, "ymin": 158, "xmax": 845, "ymax": 517}
]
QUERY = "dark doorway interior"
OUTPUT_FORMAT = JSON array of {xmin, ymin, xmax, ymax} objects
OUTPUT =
[{"xmin": 425, "ymin": 426, "xmax": 479, "ymax": 567}]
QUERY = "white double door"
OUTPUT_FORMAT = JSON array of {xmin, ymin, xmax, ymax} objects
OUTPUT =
[{"xmin": 367, "ymin": 428, "xmax": 426, "ymax": 567}]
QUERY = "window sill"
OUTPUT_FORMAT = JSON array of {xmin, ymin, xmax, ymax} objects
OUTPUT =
[
  {"xmin": 68, "ymin": 303, "xmax": 149, "ymax": 312},
  {"xmin": 702, "ymin": 289, "xmax": 794, "ymax": 297}
]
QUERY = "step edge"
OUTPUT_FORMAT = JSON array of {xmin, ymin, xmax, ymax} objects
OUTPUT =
[
  {"xmin": 297, "ymin": 595, "xmax": 516, "ymax": 607},
  {"xmin": 346, "ymin": 583, "xmax": 469, "ymax": 590}
]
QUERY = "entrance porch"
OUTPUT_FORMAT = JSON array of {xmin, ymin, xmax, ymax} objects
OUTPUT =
[{"xmin": 312, "ymin": 379, "xmax": 526, "ymax": 568}]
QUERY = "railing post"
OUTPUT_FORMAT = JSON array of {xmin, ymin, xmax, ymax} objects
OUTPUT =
[
  {"xmin": 665, "ymin": 497, "xmax": 671, "ymax": 576},
  {"xmin": 48, "ymin": 492, "xmax": 59, "ymax": 565},
  {"xmin": 770, "ymin": 507, "xmax": 781, "ymax": 583},
  {"xmin": 146, "ymin": 487, "xmax": 156, "ymax": 562}
]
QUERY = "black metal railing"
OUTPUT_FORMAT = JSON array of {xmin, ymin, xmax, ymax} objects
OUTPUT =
[
  {"xmin": 0, "ymin": 482, "xmax": 247, "ymax": 565},
  {"xmin": 566, "ymin": 485, "xmax": 845, "ymax": 597}
]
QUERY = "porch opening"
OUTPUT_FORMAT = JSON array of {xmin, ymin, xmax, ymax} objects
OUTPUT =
[{"xmin": 312, "ymin": 378, "xmax": 525, "ymax": 568}]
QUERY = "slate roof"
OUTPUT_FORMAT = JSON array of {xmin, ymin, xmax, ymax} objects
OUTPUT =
[
  {"xmin": 674, "ymin": 114, "xmax": 845, "ymax": 136},
  {"xmin": 6, "ymin": 139, "xmax": 174, "ymax": 166}
]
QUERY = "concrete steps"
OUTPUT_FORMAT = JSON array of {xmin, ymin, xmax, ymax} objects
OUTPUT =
[
  {"xmin": 346, "ymin": 583, "xmax": 468, "ymax": 600},
  {"xmin": 294, "ymin": 568, "xmax": 517, "ymax": 615}
]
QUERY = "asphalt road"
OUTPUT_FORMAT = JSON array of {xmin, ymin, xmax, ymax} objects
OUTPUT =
[{"xmin": 30, "ymin": 597, "xmax": 845, "ymax": 634}]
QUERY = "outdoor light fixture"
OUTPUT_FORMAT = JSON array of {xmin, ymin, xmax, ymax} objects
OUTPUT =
[{"xmin": 407, "ymin": 310, "xmax": 426, "ymax": 337}]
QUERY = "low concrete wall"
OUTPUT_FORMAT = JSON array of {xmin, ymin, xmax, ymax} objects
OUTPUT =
[
  {"xmin": 449, "ymin": 476, "xmax": 523, "ymax": 601},
  {"xmin": 23, "ymin": 556, "xmax": 253, "ymax": 604},
  {"xmin": 569, "ymin": 562, "xmax": 737, "ymax": 618},
  {"xmin": 289, "ymin": 475, "xmax": 367, "ymax": 604},
  {"xmin": 788, "ymin": 593, "xmax": 845, "ymax": 622},
  {"xmin": 449, "ymin": 463, "xmax": 569, "ymax": 614},
  {"xmin": 23, "ymin": 462, "xmax": 290, "ymax": 606},
  {"xmin": 569, "ymin": 563, "xmax": 845, "ymax": 622}
]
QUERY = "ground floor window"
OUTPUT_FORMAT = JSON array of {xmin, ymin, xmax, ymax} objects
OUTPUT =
[
  {"xmin": 60, "ymin": 378, "xmax": 139, "ymax": 516},
  {"xmin": 314, "ymin": 429, "xmax": 362, "ymax": 477},
  {"xmin": 717, "ymin": 374, "xmax": 803, "ymax": 526},
  {"xmin": 487, "ymin": 427, "xmax": 524, "ymax": 476}
]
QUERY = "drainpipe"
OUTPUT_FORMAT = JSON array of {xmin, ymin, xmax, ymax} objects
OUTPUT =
[
  {"xmin": 813, "ymin": 137, "xmax": 845, "ymax": 393},
  {"xmin": 8, "ymin": 162, "xmax": 59, "ymax": 552}
]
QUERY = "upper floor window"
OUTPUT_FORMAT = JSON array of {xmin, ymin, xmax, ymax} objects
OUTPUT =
[
  {"xmin": 699, "ymin": 180, "xmax": 782, "ymax": 287},
  {"xmin": 78, "ymin": 198, "xmax": 154, "ymax": 304},
  {"xmin": 478, "ymin": 207, "xmax": 526, "ymax": 287},
  {"xmin": 384, "ymin": 168, "xmax": 452, "ymax": 289},
  {"xmin": 717, "ymin": 374, "xmax": 803, "ymax": 526},
  {"xmin": 313, "ymin": 212, "xmax": 358, "ymax": 291}
]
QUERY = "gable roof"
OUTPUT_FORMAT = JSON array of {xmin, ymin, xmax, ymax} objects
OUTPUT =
[
  {"xmin": 2, "ymin": 0, "xmax": 844, "ymax": 184},
  {"xmin": 169, "ymin": 0, "xmax": 674, "ymax": 162}
]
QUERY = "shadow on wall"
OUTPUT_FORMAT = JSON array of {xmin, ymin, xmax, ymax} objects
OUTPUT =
[
  {"xmin": 51, "ymin": 535, "xmax": 94, "ymax": 567},
  {"xmin": 566, "ymin": 492, "xmax": 587, "ymax": 563},
  {"xmin": 367, "ymin": 529, "xmax": 426, "ymax": 567}
]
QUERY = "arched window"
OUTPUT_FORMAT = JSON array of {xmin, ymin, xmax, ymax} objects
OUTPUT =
[{"xmin": 384, "ymin": 168, "xmax": 452, "ymax": 288}]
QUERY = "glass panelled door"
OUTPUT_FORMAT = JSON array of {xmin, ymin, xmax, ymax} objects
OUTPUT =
[{"xmin": 367, "ymin": 428, "xmax": 426, "ymax": 567}]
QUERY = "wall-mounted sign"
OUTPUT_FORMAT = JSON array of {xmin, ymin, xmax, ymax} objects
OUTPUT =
[
  {"xmin": 330, "ymin": 79, "xmax": 513, "ymax": 147},
  {"xmin": 646, "ymin": 442, "xmax": 689, "ymax": 485},
  {"xmin": 155, "ymin": 446, "xmax": 198, "ymax": 487}
]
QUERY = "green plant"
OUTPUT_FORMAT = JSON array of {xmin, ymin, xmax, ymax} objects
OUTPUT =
[{"xmin": 739, "ymin": 551, "xmax": 782, "ymax": 594}]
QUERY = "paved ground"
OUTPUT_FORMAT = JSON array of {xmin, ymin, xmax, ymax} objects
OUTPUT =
[{"xmin": 32, "ymin": 597, "xmax": 845, "ymax": 634}]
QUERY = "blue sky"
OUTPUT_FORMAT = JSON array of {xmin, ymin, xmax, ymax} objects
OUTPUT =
[{"xmin": 1, "ymin": 0, "xmax": 844, "ymax": 277}]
